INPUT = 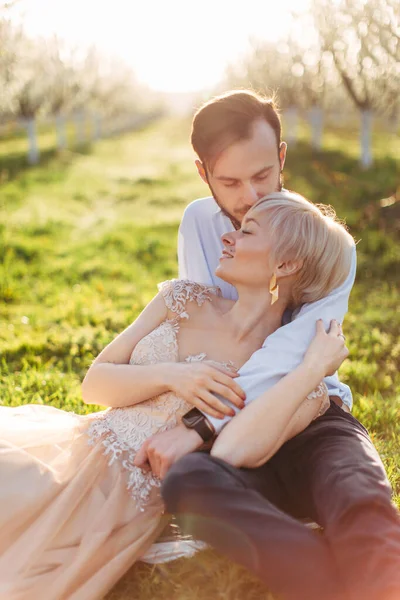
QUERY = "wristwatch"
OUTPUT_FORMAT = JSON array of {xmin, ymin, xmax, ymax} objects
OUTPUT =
[{"xmin": 182, "ymin": 408, "xmax": 215, "ymax": 443}]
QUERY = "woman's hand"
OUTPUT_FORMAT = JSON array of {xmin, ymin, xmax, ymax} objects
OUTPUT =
[
  {"xmin": 303, "ymin": 319, "xmax": 349, "ymax": 378},
  {"xmin": 165, "ymin": 361, "xmax": 246, "ymax": 419}
]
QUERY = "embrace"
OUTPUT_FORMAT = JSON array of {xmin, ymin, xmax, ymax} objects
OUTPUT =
[{"xmin": 1, "ymin": 91, "xmax": 399, "ymax": 600}]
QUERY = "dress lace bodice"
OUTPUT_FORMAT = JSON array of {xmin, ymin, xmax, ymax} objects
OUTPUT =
[
  {"xmin": 86, "ymin": 279, "xmax": 328, "ymax": 510},
  {"xmin": 86, "ymin": 280, "xmax": 223, "ymax": 509}
]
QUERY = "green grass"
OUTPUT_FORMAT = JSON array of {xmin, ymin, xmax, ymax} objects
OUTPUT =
[{"xmin": 0, "ymin": 117, "xmax": 399, "ymax": 599}]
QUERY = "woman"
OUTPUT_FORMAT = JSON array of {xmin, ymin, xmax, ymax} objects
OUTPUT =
[{"xmin": 0, "ymin": 192, "xmax": 353, "ymax": 600}]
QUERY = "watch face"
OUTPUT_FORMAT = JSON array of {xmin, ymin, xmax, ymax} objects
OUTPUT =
[
  {"xmin": 183, "ymin": 408, "xmax": 203, "ymax": 428},
  {"xmin": 182, "ymin": 408, "xmax": 214, "ymax": 442}
]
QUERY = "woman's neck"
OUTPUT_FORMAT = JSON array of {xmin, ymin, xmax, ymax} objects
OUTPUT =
[{"xmin": 220, "ymin": 286, "xmax": 287, "ymax": 345}]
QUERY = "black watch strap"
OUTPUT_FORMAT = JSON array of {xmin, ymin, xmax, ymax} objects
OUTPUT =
[{"xmin": 182, "ymin": 408, "xmax": 215, "ymax": 443}]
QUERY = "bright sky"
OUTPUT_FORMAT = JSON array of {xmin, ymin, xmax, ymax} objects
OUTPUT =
[{"xmin": 11, "ymin": 0, "xmax": 310, "ymax": 93}]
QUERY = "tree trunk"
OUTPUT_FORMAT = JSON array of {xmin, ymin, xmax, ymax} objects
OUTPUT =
[
  {"xmin": 388, "ymin": 109, "xmax": 399, "ymax": 136},
  {"xmin": 91, "ymin": 113, "xmax": 102, "ymax": 141},
  {"xmin": 25, "ymin": 118, "xmax": 40, "ymax": 165},
  {"xmin": 55, "ymin": 114, "xmax": 67, "ymax": 149},
  {"xmin": 74, "ymin": 111, "xmax": 86, "ymax": 146},
  {"xmin": 360, "ymin": 109, "xmax": 373, "ymax": 169},
  {"xmin": 309, "ymin": 106, "xmax": 324, "ymax": 150}
]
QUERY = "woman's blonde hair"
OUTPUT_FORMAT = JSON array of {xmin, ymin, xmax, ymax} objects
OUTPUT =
[{"xmin": 250, "ymin": 191, "xmax": 354, "ymax": 307}]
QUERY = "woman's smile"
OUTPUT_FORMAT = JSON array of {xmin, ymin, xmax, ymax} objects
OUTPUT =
[{"xmin": 220, "ymin": 249, "xmax": 235, "ymax": 260}]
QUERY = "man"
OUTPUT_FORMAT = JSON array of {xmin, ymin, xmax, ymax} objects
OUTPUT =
[{"xmin": 136, "ymin": 90, "xmax": 400, "ymax": 600}]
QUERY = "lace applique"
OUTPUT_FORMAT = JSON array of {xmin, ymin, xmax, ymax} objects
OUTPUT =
[
  {"xmin": 86, "ymin": 280, "xmax": 229, "ymax": 510},
  {"xmin": 185, "ymin": 353, "xmax": 207, "ymax": 363},
  {"xmin": 308, "ymin": 382, "xmax": 330, "ymax": 418},
  {"xmin": 130, "ymin": 320, "xmax": 180, "ymax": 366},
  {"xmin": 185, "ymin": 353, "xmax": 238, "ymax": 373},
  {"xmin": 86, "ymin": 393, "xmax": 190, "ymax": 511},
  {"xmin": 157, "ymin": 279, "xmax": 221, "ymax": 320}
]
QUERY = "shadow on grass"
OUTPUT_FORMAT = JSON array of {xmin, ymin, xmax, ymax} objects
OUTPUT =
[
  {"xmin": 286, "ymin": 142, "xmax": 399, "ymax": 206},
  {"xmin": 2, "ymin": 338, "xmax": 97, "ymax": 375},
  {"xmin": 0, "ymin": 143, "xmax": 94, "ymax": 184}
]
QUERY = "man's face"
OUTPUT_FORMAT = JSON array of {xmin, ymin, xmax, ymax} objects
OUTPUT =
[{"xmin": 197, "ymin": 118, "xmax": 287, "ymax": 229}]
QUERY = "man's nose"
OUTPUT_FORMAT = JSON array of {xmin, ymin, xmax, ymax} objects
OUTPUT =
[{"xmin": 242, "ymin": 184, "xmax": 261, "ymax": 206}]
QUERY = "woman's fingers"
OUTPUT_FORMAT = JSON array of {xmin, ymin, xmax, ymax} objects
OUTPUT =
[
  {"xmin": 213, "ymin": 372, "xmax": 246, "ymax": 401},
  {"xmin": 203, "ymin": 361, "xmax": 239, "ymax": 377},
  {"xmin": 328, "ymin": 319, "xmax": 340, "ymax": 336},
  {"xmin": 192, "ymin": 397, "xmax": 226, "ymax": 419},
  {"xmin": 316, "ymin": 319, "xmax": 326, "ymax": 334},
  {"xmin": 210, "ymin": 381, "xmax": 245, "ymax": 409},
  {"xmin": 316, "ymin": 319, "xmax": 344, "ymax": 337},
  {"xmin": 179, "ymin": 363, "xmax": 245, "ymax": 416},
  {"xmin": 199, "ymin": 390, "xmax": 236, "ymax": 417},
  {"xmin": 305, "ymin": 319, "xmax": 349, "ymax": 378}
]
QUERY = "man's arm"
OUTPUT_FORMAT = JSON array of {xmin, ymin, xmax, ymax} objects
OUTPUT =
[
  {"xmin": 178, "ymin": 200, "xmax": 216, "ymax": 284},
  {"xmin": 178, "ymin": 198, "xmax": 238, "ymax": 300},
  {"xmin": 135, "ymin": 324, "xmax": 344, "ymax": 480},
  {"xmin": 140, "ymin": 204, "xmax": 356, "ymax": 477},
  {"xmin": 211, "ymin": 321, "xmax": 349, "ymax": 468},
  {"xmin": 204, "ymin": 245, "xmax": 357, "ymax": 435}
]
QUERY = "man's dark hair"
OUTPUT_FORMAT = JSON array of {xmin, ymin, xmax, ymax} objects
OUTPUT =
[{"xmin": 191, "ymin": 89, "xmax": 282, "ymax": 171}]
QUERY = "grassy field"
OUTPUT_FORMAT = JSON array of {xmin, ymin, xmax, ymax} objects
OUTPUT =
[{"xmin": 1, "ymin": 117, "xmax": 399, "ymax": 599}]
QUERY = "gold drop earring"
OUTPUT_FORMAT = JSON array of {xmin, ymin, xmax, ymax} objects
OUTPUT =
[{"xmin": 269, "ymin": 274, "xmax": 279, "ymax": 305}]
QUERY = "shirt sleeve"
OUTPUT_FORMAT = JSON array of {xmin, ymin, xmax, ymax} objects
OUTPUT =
[
  {"xmin": 178, "ymin": 203, "xmax": 216, "ymax": 286},
  {"xmin": 204, "ymin": 244, "xmax": 357, "ymax": 434}
]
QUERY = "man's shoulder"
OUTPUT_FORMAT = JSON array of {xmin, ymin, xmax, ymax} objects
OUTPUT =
[{"xmin": 182, "ymin": 196, "xmax": 217, "ymax": 220}]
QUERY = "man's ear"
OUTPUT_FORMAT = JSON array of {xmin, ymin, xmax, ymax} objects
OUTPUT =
[
  {"xmin": 279, "ymin": 142, "xmax": 287, "ymax": 172},
  {"xmin": 195, "ymin": 159, "xmax": 208, "ymax": 184},
  {"xmin": 276, "ymin": 258, "xmax": 303, "ymax": 279}
]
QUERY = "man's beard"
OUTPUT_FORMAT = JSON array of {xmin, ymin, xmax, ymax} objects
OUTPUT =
[
  {"xmin": 212, "ymin": 189, "xmax": 242, "ymax": 230},
  {"xmin": 207, "ymin": 173, "xmax": 283, "ymax": 231}
]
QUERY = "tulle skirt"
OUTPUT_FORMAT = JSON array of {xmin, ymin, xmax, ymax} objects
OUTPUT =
[{"xmin": 0, "ymin": 404, "xmax": 170, "ymax": 600}]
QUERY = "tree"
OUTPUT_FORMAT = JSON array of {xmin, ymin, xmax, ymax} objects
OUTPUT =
[
  {"xmin": 312, "ymin": 0, "xmax": 400, "ymax": 166},
  {"xmin": 224, "ymin": 35, "xmax": 340, "ymax": 148}
]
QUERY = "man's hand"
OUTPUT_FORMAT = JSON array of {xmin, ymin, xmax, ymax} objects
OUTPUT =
[{"xmin": 133, "ymin": 424, "xmax": 204, "ymax": 480}]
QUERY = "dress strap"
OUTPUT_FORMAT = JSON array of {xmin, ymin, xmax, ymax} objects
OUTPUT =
[{"xmin": 157, "ymin": 279, "xmax": 221, "ymax": 319}]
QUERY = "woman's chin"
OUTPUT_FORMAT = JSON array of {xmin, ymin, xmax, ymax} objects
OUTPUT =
[{"xmin": 215, "ymin": 262, "xmax": 233, "ymax": 284}]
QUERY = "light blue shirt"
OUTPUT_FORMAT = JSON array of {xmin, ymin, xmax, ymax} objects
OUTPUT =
[{"xmin": 178, "ymin": 196, "xmax": 356, "ymax": 434}]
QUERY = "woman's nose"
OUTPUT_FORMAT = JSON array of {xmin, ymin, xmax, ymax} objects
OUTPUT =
[{"xmin": 221, "ymin": 231, "xmax": 235, "ymax": 247}]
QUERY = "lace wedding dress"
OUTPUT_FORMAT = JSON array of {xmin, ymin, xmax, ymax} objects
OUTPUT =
[
  {"xmin": 0, "ymin": 279, "xmax": 327, "ymax": 600},
  {"xmin": 0, "ymin": 280, "xmax": 220, "ymax": 600}
]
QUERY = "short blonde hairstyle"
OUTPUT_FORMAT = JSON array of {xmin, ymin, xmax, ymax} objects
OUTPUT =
[{"xmin": 250, "ymin": 191, "xmax": 354, "ymax": 307}]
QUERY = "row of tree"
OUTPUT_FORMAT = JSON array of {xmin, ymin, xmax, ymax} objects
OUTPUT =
[
  {"xmin": 225, "ymin": 0, "xmax": 399, "ymax": 167},
  {"xmin": 0, "ymin": 11, "xmax": 160, "ymax": 125},
  {"xmin": 0, "ymin": 5, "xmax": 163, "ymax": 163}
]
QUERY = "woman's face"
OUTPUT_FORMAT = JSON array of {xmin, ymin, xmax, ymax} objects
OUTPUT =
[{"xmin": 215, "ymin": 210, "xmax": 274, "ymax": 289}]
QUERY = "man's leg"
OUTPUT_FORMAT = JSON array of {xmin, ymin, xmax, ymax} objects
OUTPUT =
[
  {"xmin": 162, "ymin": 451, "xmax": 348, "ymax": 600},
  {"xmin": 289, "ymin": 401, "xmax": 400, "ymax": 600}
]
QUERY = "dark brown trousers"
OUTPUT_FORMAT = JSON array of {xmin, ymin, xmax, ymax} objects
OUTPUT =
[{"xmin": 162, "ymin": 401, "xmax": 400, "ymax": 600}]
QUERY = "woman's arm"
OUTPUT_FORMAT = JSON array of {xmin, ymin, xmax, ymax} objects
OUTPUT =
[
  {"xmin": 245, "ymin": 387, "xmax": 329, "ymax": 468},
  {"xmin": 82, "ymin": 290, "xmax": 245, "ymax": 413},
  {"xmin": 201, "ymin": 245, "xmax": 356, "ymax": 435},
  {"xmin": 82, "ymin": 292, "xmax": 172, "ymax": 407},
  {"xmin": 211, "ymin": 320, "xmax": 347, "ymax": 468}
]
